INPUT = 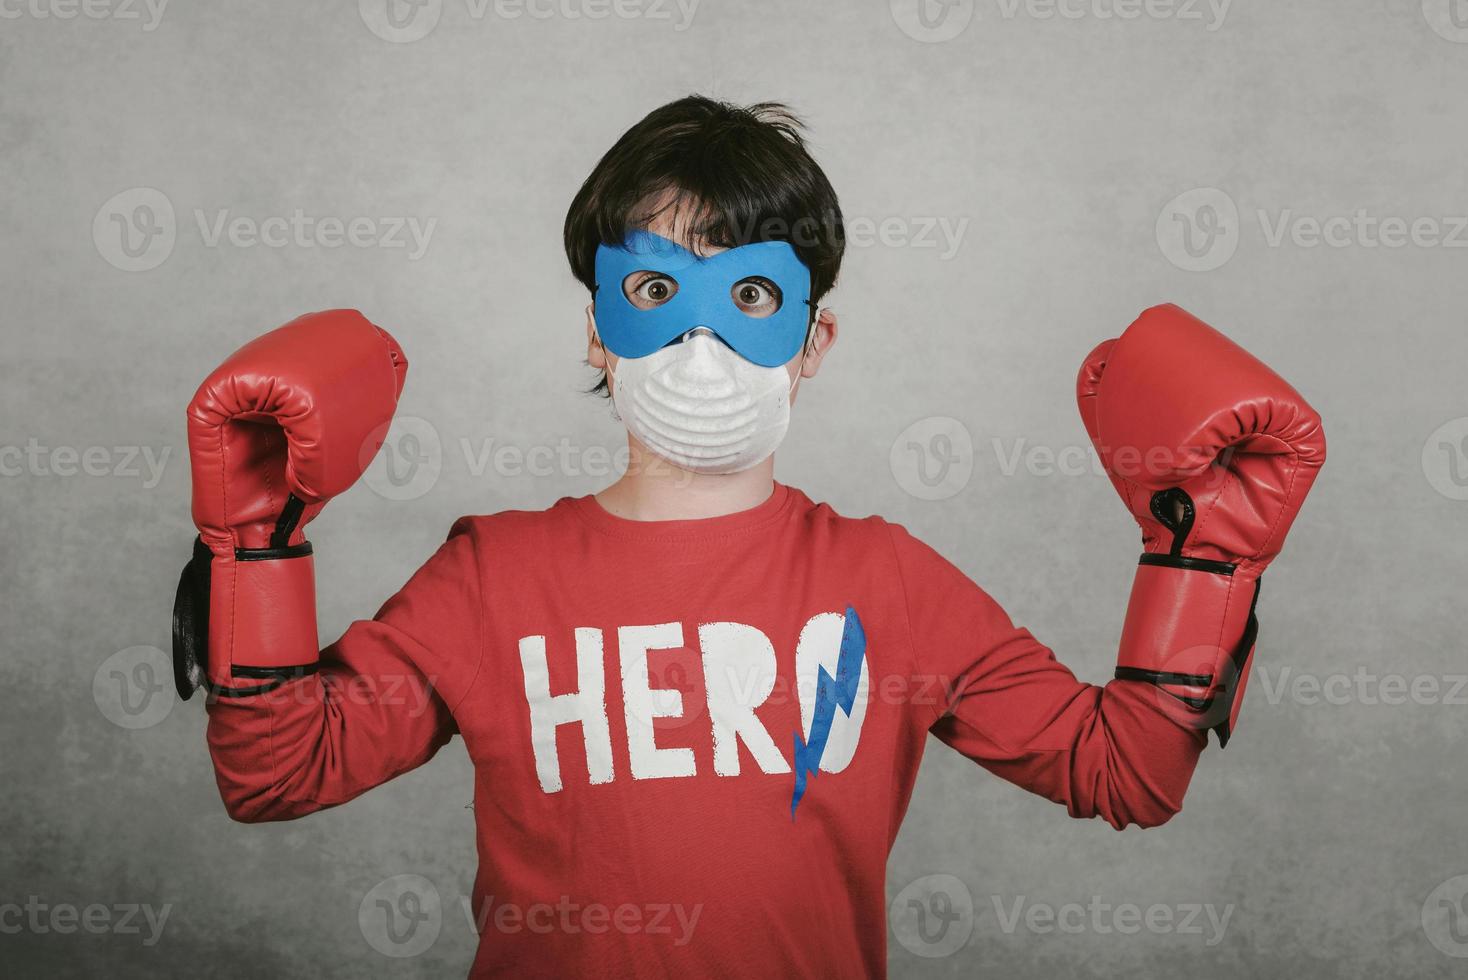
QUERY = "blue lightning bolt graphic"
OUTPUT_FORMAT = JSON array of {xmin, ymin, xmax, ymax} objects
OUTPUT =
[{"xmin": 790, "ymin": 605, "xmax": 866, "ymax": 819}]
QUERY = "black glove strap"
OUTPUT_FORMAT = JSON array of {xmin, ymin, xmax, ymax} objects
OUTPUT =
[
  {"xmin": 171, "ymin": 536, "xmax": 212, "ymax": 701},
  {"xmin": 1150, "ymin": 487, "xmax": 1196, "ymax": 556},
  {"xmin": 269, "ymin": 493, "xmax": 307, "ymax": 550},
  {"xmin": 204, "ymin": 662, "xmax": 321, "ymax": 699},
  {"xmin": 1212, "ymin": 579, "xmax": 1262, "ymax": 748}
]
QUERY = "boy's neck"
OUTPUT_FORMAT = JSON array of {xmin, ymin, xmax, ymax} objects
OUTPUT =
[{"xmin": 594, "ymin": 443, "xmax": 777, "ymax": 522}]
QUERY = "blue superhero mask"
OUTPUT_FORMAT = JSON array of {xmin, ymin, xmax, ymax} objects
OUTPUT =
[{"xmin": 593, "ymin": 230, "xmax": 814, "ymax": 368}]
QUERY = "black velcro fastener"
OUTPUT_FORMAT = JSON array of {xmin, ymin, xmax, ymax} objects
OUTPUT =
[
  {"xmin": 1213, "ymin": 578, "xmax": 1263, "ymax": 749},
  {"xmin": 171, "ymin": 536, "xmax": 213, "ymax": 701}
]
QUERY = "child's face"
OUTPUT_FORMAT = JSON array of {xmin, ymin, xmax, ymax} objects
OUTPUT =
[{"xmin": 586, "ymin": 191, "xmax": 838, "ymax": 403}]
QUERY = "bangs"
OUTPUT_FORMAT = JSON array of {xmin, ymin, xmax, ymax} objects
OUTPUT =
[{"xmin": 610, "ymin": 183, "xmax": 815, "ymax": 256}]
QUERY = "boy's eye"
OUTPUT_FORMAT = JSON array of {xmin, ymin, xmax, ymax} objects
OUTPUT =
[
  {"xmin": 623, "ymin": 272, "xmax": 679, "ymax": 309},
  {"xmin": 731, "ymin": 277, "xmax": 782, "ymax": 318}
]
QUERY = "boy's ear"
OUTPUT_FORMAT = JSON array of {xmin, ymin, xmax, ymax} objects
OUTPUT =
[
  {"xmin": 586, "ymin": 304, "xmax": 608, "ymax": 370},
  {"xmin": 800, "ymin": 308, "xmax": 838, "ymax": 378}
]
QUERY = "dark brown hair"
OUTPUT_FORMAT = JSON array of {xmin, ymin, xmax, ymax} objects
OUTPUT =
[{"xmin": 564, "ymin": 95, "xmax": 846, "ymax": 305}]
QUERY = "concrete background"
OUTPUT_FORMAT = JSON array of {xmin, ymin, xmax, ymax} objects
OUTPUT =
[{"xmin": 3, "ymin": 0, "xmax": 1467, "ymax": 976}]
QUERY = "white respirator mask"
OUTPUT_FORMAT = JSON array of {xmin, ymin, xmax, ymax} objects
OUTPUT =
[{"xmin": 605, "ymin": 329, "xmax": 804, "ymax": 475}]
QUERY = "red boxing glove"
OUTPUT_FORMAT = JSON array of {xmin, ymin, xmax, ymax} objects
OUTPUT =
[
  {"xmin": 1077, "ymin": 305, "xmax": 1325, "ymax": 745},
  {"xmin": 172, "ymin": 310, "xmax": 407, "ymax": 698}
]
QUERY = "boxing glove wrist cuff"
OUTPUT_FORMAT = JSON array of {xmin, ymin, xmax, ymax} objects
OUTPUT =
[
  {"xmin": 173, "ymin": 529, "xmax": 323, "ymax": 700},
  {"xmin": 1113, "ymin": 558, "xmax": 1262, "ymax": 747}
]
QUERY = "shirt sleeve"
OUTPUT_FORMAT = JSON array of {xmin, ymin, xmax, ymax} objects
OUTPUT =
[
  {"xmin": 887, "ymin": 522, "xmax": 1206, "ymax": 830},
  {"xmin": 205, "ymin": 517, "xmax": 484, "ymax": 822}
]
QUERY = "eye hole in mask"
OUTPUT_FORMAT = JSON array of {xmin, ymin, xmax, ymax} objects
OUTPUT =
[
  {"xmin": 620, "ymin": 272, "xmax": 783, "ymax": 318},
  {"xmin": 623, "ymin": 272, "xmax": 679, "ymax": 309},
  {"xmin": 731, "ymin": 277, "xmax": 782, "ymax": 318},
  {"xmin": 594, "ymin": 230, "xmax": 813, "ymax": 368}
]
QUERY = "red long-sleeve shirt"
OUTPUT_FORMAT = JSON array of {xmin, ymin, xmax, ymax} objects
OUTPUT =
[{"xmin": 206, "ymin": 483, "xmax": 1205, "ymax": 977}]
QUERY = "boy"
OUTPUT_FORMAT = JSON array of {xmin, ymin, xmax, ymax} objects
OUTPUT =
[{"xmin": 175, "ymin": 96, "xmax": 1325, "ymax": 977}]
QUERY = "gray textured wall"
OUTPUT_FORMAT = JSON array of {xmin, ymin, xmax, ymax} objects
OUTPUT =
[{"xmin": 4, "ymin": 1, "xmax": 1467, "ymax": 976}]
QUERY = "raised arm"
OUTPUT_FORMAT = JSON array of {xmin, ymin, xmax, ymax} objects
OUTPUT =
[
  {"xmin": 902, "ymin": 305, "xmax": 1325, "ymax": 829},
  {"xmin": 172, "ymin": 310, "xmax": 476, "ymax": 821},
  {"xmin": 203, "ymin": 523, "xmax": 481, "ymax": 822},
  {"xmin": 893, "ymin": 523, "xmax": 1206, "ymax": 830}
]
